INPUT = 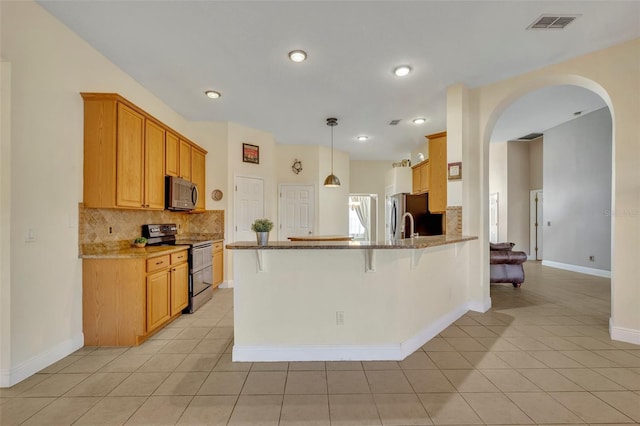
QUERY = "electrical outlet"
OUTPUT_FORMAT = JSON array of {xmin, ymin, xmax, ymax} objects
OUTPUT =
[
  {"xmin": 25, "ymin": 228, "xmax": 37, "ymax": 243},
  {"xmin": 547, "ymin": 221, "xmax": 551, "ymax": 226},
  {"xmin": 589, "ymin": 255, "xmax": 595, "ymax": 262},
  {"xmin": 336, "ymin": 311, "xmax": 345, "ymax": 326},
  {"xmin": 108, "ymin": 226, "xmax": 113, "ymax": 234}
]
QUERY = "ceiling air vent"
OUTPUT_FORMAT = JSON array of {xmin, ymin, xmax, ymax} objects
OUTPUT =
[
  {"xmin": 517, "ymin": 132, "xmax": 543, "ymax": 140},
  {"xmin": 389, "ymin": 119, "xmax": 401, "ymax": 126},
  {"xmin": 527, "ymin": 14, "xmax": 580, "ymax": 30}
]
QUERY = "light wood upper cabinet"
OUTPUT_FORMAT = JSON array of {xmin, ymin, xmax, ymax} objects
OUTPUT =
[
  {"xmin": 411, "ymin": 160, "xmax": 430, "ymax": 194},
  {"xmin": 412, "ymin": 166, "xmax": 421, "ymax": 194},
  {"xmin": 82, "ymin": 93, "xmax": 208, "ymax": 210},
  {"xmin": 411, "ymin": 131, "xmax": 447, "ymax": 213},
  {"xmin": 427, "ymin": 132, "xmax": 447, "ymax": 213},
  {"xmin": 179, "ymin": 140, "xmax": 192, "ymax": 181},
  {"xmin": 115, "ymin": 103, "xmax": 145, "ymax": 208},
  {"xmin": 191, "ymin": 147, "xmax": 206, "ymax": 211},
  {"xmin": 165, "ymin": 131, "xmax": 180, "ymax": 177},
  {"xmin": 145, "ymin": 120, "xmax": 166, "ymax": 209}
]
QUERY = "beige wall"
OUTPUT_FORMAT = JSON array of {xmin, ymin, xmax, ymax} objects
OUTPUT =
[
  {"xmin": 489, "ymin": 142, "xmax": 508, "ymax": 243},
  {"xmin": 0, "ymin": 0, "xmax": 213, "ymax": 386},
  {"xmin": 187, "ymin": 122, "xmax": 229, "ymax": 212},
  {"xmin": 461, "ymin": 38, "xmax": 640, "ymax": 343},
  {"xmin": 1, "ymin": 61, "xmax": 12, "ymax": 378},
  {"xmin": 529, "ymin": 137, "xmax": 543, "ymax": 190},
  {"xmin": 318, "ymin": 147, "xmax": 350, "ymax": 235},
  {"xmin": 507, "ymin": 141, "xmax": 531, "ymax": 253},
  {"xmin": 350, "ymin": 160, "xmax": 391, "ymax": 241},
  {"xmin": 276, "ymin": 145, "xmax": 321, "ymax": 237}
]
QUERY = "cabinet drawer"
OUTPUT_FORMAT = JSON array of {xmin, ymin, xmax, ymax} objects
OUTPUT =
[
  {"xmin": 171, "ymin": 251, "xmax": 188, "ymax": 265},
  {"xmin": 147, "ymin": 255, "xmax": 170, "ymax": 272},
  {"xmin": 213, "ymin": 241, "xmax": 223, "ymax": 253}
]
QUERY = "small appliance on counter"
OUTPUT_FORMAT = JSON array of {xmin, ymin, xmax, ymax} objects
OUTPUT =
[
  {"xmin": 142, "ymin": 223, "xmax": 213, "ymax": 313},
  {"xmin": 166, "ymin": 176, "xmax": 198, "ymax": 211}
]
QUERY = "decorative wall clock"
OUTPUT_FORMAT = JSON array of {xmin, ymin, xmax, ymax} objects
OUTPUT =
[
  {"xmin": 211, "ymin": 189, "xmax": 223, "ymax": 201},
  {"xmin": 291, "ymin": 159, "xmax": 303, "ymax": 175}
]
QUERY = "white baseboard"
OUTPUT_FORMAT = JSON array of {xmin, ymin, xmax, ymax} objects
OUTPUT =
[
  {"xmin": 218, "ymin": 280, "xmax": 233, "ymax": 289},
  {"xmin": 233, "ymin": 302, "xmax": 469, "ymax": 362},
  {"xmin": 467, "ymin": 298, "xmax": 492, "ymax": 313},
  {"xmin": 542, "ymin": 260, "xmax": 611, "ymax": 278},
  {"xmin": 400, "ymin": 302, "xmax": 469, "ymax": 356},
  {"xmin": 0, "ymin": 333, "xmax": 84, "ymax": 388},
  {"xmin": 610, "ymin": 318, "xmax": 640, "ymax": 345}
]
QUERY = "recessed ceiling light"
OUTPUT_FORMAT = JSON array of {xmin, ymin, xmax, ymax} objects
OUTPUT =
[
  {"xmin": 393, "ymin": 65, "xmax": 412, "ymax": 77},
  {"xmin": 412, "ymin": 118, "xmax": 426, "ymax": 124},
  {"xmin": 288, "ymin": 50, "xmax": 307, "ymax": 62},
  {"xmin": 356, "ymin": 135, "xmax": 369, "ymax": 141},
  {"xmin": 205, "ymin": 90, "xmax": 221, "ymax": 99}
]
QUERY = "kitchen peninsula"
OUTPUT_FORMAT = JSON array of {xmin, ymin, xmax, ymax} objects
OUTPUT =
[{"xmin": 227, "ymin": 235, "xmax": 477, "ymax": 362}]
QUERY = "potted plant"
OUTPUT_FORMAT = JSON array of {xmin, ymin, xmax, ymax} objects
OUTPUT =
[
  {"xmin": 251, "ymin": 218, "xmax": 274, "ymax": 245},
  {"xmin": 133, "ymin": 236, "xmax": 147, "ymax": 248}
]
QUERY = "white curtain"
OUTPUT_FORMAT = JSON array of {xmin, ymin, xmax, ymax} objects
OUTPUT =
[{"xmin": 352, "ymin": 196, "xmax": 371, "ymax": 241}]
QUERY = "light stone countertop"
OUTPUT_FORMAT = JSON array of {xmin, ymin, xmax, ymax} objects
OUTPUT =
[
  {"xmin": 81, "ymin": 244, "xmax": 192, "ymax": 259},
  {"xmin": 81, "ymin": 237, "xmax": 224, "ymax": 259},
  {"xmin": 226, "ymin": 234, "xmax": 477, "ymax": 250}
]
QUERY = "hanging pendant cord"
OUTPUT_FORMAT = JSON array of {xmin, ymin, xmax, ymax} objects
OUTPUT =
[{"xmin": 331, "ymin": 125, "xmax": 334, "ymax": 173}]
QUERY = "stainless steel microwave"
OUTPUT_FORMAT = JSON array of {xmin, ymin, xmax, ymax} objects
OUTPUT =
[{"xmin": 166, "ymin": 176, "xmax": 198, "ymax": 211}]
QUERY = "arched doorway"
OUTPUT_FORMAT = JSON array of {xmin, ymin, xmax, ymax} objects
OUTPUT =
[
  {"xmin": 488, "ymin": 84, "xmax": 612, "ymax": 271},
  {"xmin": 473, "ymin": 74, "xmax": 626, "ymax": 340},
  {"xmin": 486, "ymin": 83, "xmax": 614, "ymax": 315}
]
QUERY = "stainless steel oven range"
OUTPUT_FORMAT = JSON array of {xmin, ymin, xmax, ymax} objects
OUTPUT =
[{"xmin": 142, "ymin": 224, "xmax": 213, "ymax": 313}]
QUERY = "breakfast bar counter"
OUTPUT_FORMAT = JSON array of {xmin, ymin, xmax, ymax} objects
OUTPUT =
[{"xmin": 227, "ymin": 235, "xmax": 478, "ymax": 362}]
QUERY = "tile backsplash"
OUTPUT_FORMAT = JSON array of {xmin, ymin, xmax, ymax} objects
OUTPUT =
[{"xmin": 79, "ymin": 203, "xmax": 224, "ymax": 254}]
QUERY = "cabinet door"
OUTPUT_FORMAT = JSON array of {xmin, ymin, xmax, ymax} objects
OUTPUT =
[
  {"xmin": 420, "ymin": 162, "xmax": 430, "ymax": 192},
  {"xmin": 428, "ymin": 134, "xmax": 447, "ymax": 213},
  {"xmin": 145, "ymin": 120, "xmax": 166, "ymax": 209},
  {"xmin": 165, "ymin": 131, "xmax": 179, "ymax": 177},
  {"xmin": 179, "ymin": 140, "xmax": 192, "ymax": 180},
  {"xmin": 412, "ymin": 167, "xmax": 421, "ymax": 194},
  {"xmin": 116, "ymin": 103, "xmax": 145, "ymax": 208},
  {"xmin": 213, "ymin": 249, "xmax": 223, "ymax": 288},
  {"xmin": 170, "ymin": 262, "xmax": 189, "ymax": 315},
  {"xmin": 191, "ymin": 148, "xmax": 206, "ymax": 211},
  {"xmin": 147, "ymin": 270, "xmax": 171, "ymax": 333}
]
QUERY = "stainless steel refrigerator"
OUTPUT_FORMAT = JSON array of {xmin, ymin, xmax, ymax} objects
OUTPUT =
[{"xmin": 389, "ymin": 193, "xmax": 444, "ymax": 240}]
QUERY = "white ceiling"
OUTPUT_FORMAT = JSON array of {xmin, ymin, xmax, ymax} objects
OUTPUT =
[{"xmin": 37, "ymin": 1, "xmax": 639, "ymax": 160}]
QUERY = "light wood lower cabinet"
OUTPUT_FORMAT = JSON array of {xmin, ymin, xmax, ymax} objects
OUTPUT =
[
  {"xmin": 146, "ymin": 269, "xmax": 171, "ymax": 333},
  {"xmin": 83, "ymin": 249, "xmax": 189, "ymax": 346},
  {"xmin": 212, "ymin": 241, "xmax": 224, "ymax": 288},
  {"xmin": 171, "ymin": 262, "xmax": 189, "ymax": 315}
]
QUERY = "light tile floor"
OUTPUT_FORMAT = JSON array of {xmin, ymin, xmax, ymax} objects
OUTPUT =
[{"xmin": 2, "ymin": 261, "xmax": 640, "ymax": 425}]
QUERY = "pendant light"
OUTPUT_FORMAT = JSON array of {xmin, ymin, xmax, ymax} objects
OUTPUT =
[{"xmin": 324, "ymin": 117, "xmax": 341, "ymax": 187}]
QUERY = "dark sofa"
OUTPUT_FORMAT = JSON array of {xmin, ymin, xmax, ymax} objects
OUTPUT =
[{"xmin": 489, "ymin": 242, "xmax": 527, "ymax": 287}]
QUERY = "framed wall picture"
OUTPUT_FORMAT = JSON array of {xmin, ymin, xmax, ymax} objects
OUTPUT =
[
  {"xmin": 448, "ymin": 162, "xmax": 462, "ymax": 180},
  {"xmin": 243, "ymin": 143, "xmax": 259, "ymax": 164}
]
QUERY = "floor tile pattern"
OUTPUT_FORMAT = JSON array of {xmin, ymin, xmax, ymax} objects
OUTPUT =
[{"xmin": 1, "ymin": 262, "xmax": 639, "ymax": 425}]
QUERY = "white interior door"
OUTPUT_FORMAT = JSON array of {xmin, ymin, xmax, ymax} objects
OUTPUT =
[
  {"xmin": 530, "ymin": 190, "xmax": 543, "ymax": 260},
  {"xmin": 279, "ymin": 184, "xmax": 314, "ymax": 240},
  {"xmin": 235, "ymin": 176, "xmax": 264, "ymax": 242},
  {"xmin": 489, "ymin": 192, "xmax": 499, "ymax": 243}
]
